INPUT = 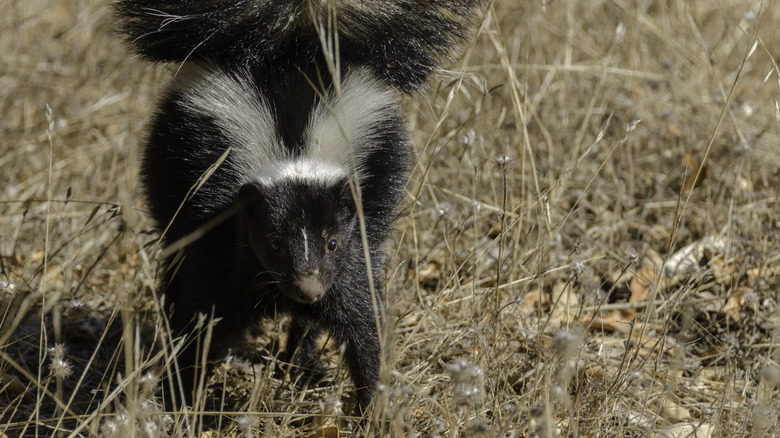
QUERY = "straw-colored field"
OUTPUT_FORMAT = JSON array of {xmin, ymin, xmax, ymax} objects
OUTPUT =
[{"xmin": 2, "ymin": 1, "xmax": 779, "ymax": 436}]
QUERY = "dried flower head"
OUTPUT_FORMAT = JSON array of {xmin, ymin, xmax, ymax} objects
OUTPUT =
[
  {"xmin": 493, "ymin": 155, "xmax": 515, "ymax": 174},
  {"xmin": 448, "ymin": 359, "xmax": 484, "ymax": 408},
  {"xmin": 459, "ymin": 129, "xmax": 482, "ymax": 149},
  {"xmin": 101, "ymin": 413, "xmax": 130, "ymax": 438},
  {"xmin": 552, "ymin": 328, "xmax": 583, "ymax": 359},
  {"xmin": 64, "ymin": 299, "xmax": 91, "ymax": 318},
  {"xmin": 568, "ymin": 258, "xmax": 588, "ymax": 280},
  {"xmin": 0, "ymin": 280, "xmax": 15, "ymax": 294},
  {"xmin": 236, "ymin": 415, "xmax": 259, "ymax": 437},
  {"xmin": 50, "ymin": 357, "xmax": 73, "ymax": 379},
  {"xmin": 467, "ymin": 417, "xmax": 488, "ymax": 436},
  {"xmin": 139, "ymin": 371, "xmax": 159, "ymax": 395},
  {"xmin": 101, "ymin": 419, "xmax": 120, "ymax": 438},
  {"xmin": 48, "ymin": 343, "xmax": 66, "ymax": 360},
  {"xmin": 48, "ymin": 344, "xmax": 73, "ymax": 378},
  {"xmin": 550, "ymin": 385, "xmax": 572, "ymax": 410},
  {"xmin": 141, "ymin": 419, "xmax": 162, "ymax": 438}
]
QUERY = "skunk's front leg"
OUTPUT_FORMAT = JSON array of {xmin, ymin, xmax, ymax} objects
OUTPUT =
[
  {"xmin": 321, "ymin": 271, "xmax": 384, "ymax": 415},
  {"xmin": 343, "ymin": 312, "xmax": 382, "ymax": 415},
  {"xmin": 282, "ymin": 316, "xmax": 327, "ymax": 384}
]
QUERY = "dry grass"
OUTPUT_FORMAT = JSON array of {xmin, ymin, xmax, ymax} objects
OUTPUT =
[{"xmin": 2, "ymin": 0, "xmax": 780, "ymax": 436}]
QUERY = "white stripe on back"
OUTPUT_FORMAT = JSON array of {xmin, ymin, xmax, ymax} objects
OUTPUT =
[{"xmin": 174, "ymin": 63, "xmax": 400, "ymax": 194}]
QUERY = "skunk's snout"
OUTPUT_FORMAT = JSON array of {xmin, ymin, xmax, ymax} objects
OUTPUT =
[{"xmin": 294, "ymin": 275, "xmax": 325, "ymax": 303}]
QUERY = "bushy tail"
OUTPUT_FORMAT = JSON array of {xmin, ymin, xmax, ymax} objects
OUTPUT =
[{"xmin": 115, "ymin": 0, "xmax": 483, "ymax": 91}]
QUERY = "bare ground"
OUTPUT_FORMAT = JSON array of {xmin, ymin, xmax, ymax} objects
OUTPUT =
[{"xmin": 1, "ymin": 1, "xmax": 779, "ymax": 436}]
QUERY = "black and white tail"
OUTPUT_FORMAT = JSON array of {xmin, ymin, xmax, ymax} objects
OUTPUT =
[{"xmin": 115, "ymin": 0, "xmax": 482, "ymax": 90}]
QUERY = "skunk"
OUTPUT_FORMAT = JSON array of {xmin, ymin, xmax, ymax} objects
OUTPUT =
[{"xmin": 116, "ymin": 0, "xmax": 482, "ymax": 416}]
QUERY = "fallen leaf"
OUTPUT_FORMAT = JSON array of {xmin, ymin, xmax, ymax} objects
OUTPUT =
[
  {"xmin": 549, "ymin": 281, "xmax": 579, "ymax": 327},
  {"xmin": 699, "ymin": 366, "xmax": 727, "ymax": 382},
  {"xmin": 629, "ymin": 267, "xmax": 676, "ymax": 302},
  {"xmin": 642, "ymin": 248, "xmax": 665, "ymax": 271},
  {"xmin": 629, "ymin": 268, "xmax": 656, "ymax": 302},
  {"xmin": 724, "ymin": 286, "xmax": 757, "ymax": 321},
  {"xmin": 705, "ymin": 251, "xmax": 735, "ymax": 282},
  {"xmin": 682, "ymin": 152, "xmax": 707, "ymax": 192},
  {"xmin": 417, "ymin": 261, "xmax": 442, "ymax": 288},
  {"xmin": 521, "ymin": 289, "xmax": 549, "ymax": 313},
  {"xmin": 663, "ymin": 236, "xmax": 727, "ymax": 279},
  {"xmin": 667, "ymin": 124, "xmax": 685, "ymax": 137},
  {"xmin": 747, "ymin": 263, "xmax": 780, "ymax": 283},
  {"xmin": 1, "ymin": 372, "xmax": 31, "ymax": 401},
  {"xmin": 582, "ymin": 363, "xmax": 605, "ymax": 380},
  {"xmin": 654, "ymin": 423, "xmax": 714, "ymax": 438},
  {"xmin": 657, "ymin": 398, "xmax": 691, "ymax": 423},
  {"xmin": 309, "ymin": 426, "xmax": 343, "ymax": 438},
  {"xmin": 587, "ymin": 310, "xmax": 636, "ymax": 333}
]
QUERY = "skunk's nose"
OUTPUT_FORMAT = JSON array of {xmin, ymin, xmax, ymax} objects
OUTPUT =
[{"xmin": 295, "ymin": 275, "xmax": 325, "ymax": 303}]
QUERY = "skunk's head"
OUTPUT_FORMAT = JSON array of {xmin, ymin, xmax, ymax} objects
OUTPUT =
[{"xmin": 238, "ymin": 175, "xmax": 358, "ymax": 304}]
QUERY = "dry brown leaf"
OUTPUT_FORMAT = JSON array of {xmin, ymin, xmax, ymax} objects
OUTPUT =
[
  {"xmin": 724, "ymin": 286, "xmax": 757, "ymax": 321},
  {"xmin": 667, "ymin": 124, "xmax": 685, "ymax": 137},
  {"xmin": 628, "ymin": 278, "xmax": 650, "ymax": 302},
  {"xmin": 629, "ymin": 267, "xmax": 675, "ymax": 302},
  {"xmin": 1, "ymin": 372, "xmax": 31, "ymax": 401},
  {"xmin": 664, "ymin": 236, "xmax": 727, "ymax": 279},
  {"xmin": 747, "ymin": 264, "xmax": 780, "ymax": 283},
  {"xmin": 642, "ymin": 248, "xmax": 665, "ymax": 271},
  {"xmin": 656, "ymin": 398, "xmax": 692, "ymax": 423},
  {"xmin": 682, "ymin": 152, "xmax": 707, "ymax": 192},
  {"xmin": 607, "ymin": 266, "xmax": 634, "ymax": 286},
  {"xmin": 417, "ymin": 261, "xmax": 442, "ymax": 288},
  {"xmin": 706, "ymin": 252, "xmax": 735, "ymax": 282},
  {"xmin": 12, "ymin": 253, "xmax": 25, "ymax": 266},
  {"xmin": 12, "ymin": 252, "xmax": 38, "ymax": 267},
  {"xmin": 30, "ymin": 250, "xmax": 46, "ymax": 264},
  {"xmin": 629, "ymin": 268, "xmax": 656, "ymax": 302},
  {"xmin": 587, "ymin": 310, "xmax": 636, "ymax": 333},
  {"xmin": 654, "ymin": 423, "xmax": 714, "ymax": 438},
  {"xmin": 699, "ymin": 366, "xmax": 727, "ymax": 382},
  {"xmin": 582, "ymin": 363, "xmax": 605, "ymax": 380},
  {"xmin": 309, "ymin": 426, "xmax": 343, "ymax": 438},
  {"xmin": 549, "ymin": 281, "xmax": 579, "ymax": 327},
  {"xmin": 521, "ymin": 289, "xmax": 548, "ymax": 313},
  {"xmin": 648, "ymin": 223, "xmax": 671, "ymax": 241},
  {"xmin": 724, "ymin": 291, "xmax": 742, "ymax": 321}
]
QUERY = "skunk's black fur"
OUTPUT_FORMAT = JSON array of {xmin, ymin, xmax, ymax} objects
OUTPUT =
[
  {"xmin": 115, "ymin": 0, "xmax": 482, "ymax": 91},
  {"xmin": 117, "ymin": 0, "xmax": 481, "ymax": 417}
]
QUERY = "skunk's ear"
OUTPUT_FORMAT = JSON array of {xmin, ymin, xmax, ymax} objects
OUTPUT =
[{"xmin": 339, "ymin": 179, "xmax": 358, "ymax": 218}]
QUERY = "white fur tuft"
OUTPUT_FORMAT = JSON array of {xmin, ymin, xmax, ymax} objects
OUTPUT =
[
  {"xmin": 175, "ymin": 63, "xmax": 399, "ymax": 190},
  {"xmin": 303, "ymin": 67, "xmax": 400, "ymax": 181},
  {"xmin": 173, "ymin": 62, "xmax": 282, "ymax": 186}
]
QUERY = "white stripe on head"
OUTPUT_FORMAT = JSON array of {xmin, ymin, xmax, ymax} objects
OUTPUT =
[
  {"xmin": 304, "ymin": 67, "xmax": 401, "ymax": 179},
  {"xmin": 251, "ymin": 157, "xmax": 347, "ymax": 186},
  {"xmin": 302, "ymin": 227, "xmax": 309, "ymax": 262}
]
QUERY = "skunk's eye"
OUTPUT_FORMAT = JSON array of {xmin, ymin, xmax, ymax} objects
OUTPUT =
[
  {"xmin": 327, "ymin": 239, "xmax": 338, "ymax": 252},
  {"xmin": 269, "ymin": 237, "xmax": 282, "ymax": 252}
]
